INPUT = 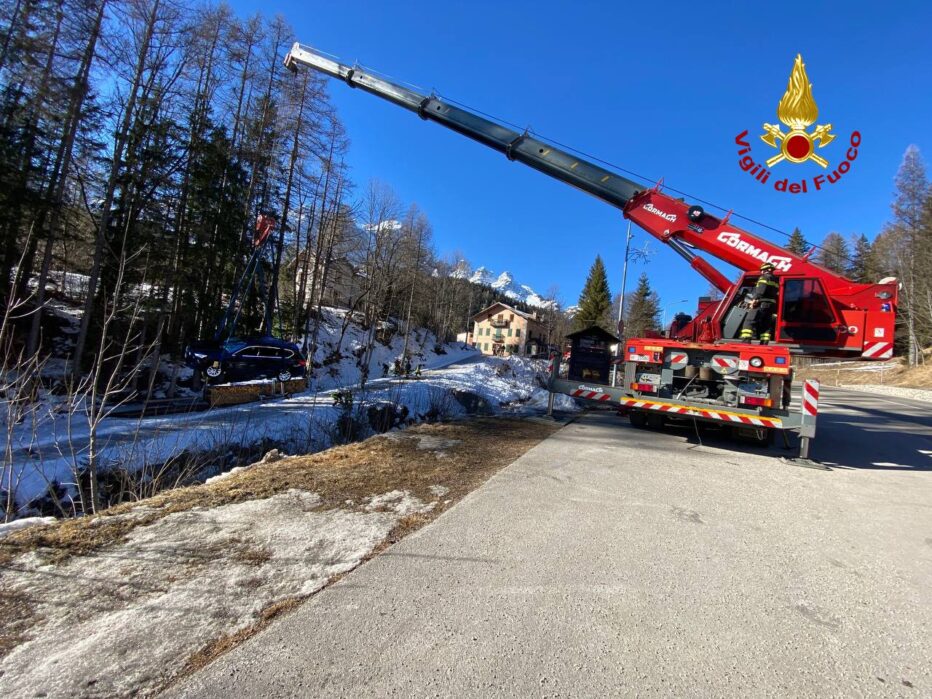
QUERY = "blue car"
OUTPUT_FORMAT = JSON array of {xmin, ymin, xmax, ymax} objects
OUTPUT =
[{"xmin": 185, "ymin": 336, "xmax": 307, "ymax": 384}]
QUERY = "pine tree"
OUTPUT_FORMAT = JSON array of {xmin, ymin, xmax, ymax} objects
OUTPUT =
[
  {"xmin": 787, "ymin": 227, "xmax": 808, "ymax": 255},
  {"xmin": 847, "ymin": 234, "xmax": 876, "ymax": 283},
  {"xmin": 574, "ymin": 255, "xmax": 612, "ymax": 330},
  {"xmin": 817, "ymin": 232, "xmax": 850, "ymax": 274},
  {"xmin": 624, "ymin": 273, "xmax": 660, "ymax": 339}
]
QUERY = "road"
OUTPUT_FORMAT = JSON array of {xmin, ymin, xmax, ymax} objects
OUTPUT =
[{"xmin": 171, "ymin": 387, "xmax": 931, "ymax": 697}]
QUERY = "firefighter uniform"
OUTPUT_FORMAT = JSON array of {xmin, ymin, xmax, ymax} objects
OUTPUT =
[{"xmin": 739, "ymin": 263, "xmax": 779, "ymax": 342}]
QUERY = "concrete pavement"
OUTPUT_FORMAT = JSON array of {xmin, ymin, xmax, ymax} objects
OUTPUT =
[{"xmin": 171, "ymin": 388, "xmax": 931, "ymax": 697}]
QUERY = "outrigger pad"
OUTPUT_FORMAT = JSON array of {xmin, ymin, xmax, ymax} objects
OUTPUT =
[{"xmin": 779, "ymin": 456, "xmax": 831, "ymax": 471}]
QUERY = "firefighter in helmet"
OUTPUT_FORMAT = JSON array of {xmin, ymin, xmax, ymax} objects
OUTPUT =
[{"xmin": 739, "ymin": 261, "xmax": 779, "ymax": 343}]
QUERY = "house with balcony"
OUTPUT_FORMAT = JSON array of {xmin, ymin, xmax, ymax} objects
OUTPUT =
[{"xmin": 470, "ymin": 302, "xmax": 548, "ymax": 357}]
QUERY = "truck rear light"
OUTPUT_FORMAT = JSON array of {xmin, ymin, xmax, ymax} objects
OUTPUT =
[
  {"xmin": 297, "ymin": 359, "xmax": 307, "ymax": 367},
  {"xmin": 631, "ymin": 382, "xmax": 658, "ymax": 393},
  {"xmin": 740, "ymin": 395, "xmax": 772, "ymax": 407}
]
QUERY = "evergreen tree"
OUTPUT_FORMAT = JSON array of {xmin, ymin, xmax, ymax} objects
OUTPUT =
[
  {"xmin": 624, "ymin": 273, "xmax": 660, "ymax": 339},
  {"xmin": 574, "ymin": 255, "xmax": 613, "ymax": 330},
  {"xmin": 847, "ymin": 234, "xmax": 877, "ymax": 283},
  {"xmin": 817, "ymin": 232, "xmax": 850, "ymax": 274},
  {"xmin": 787, "ymin": 227, "xmax": 808, "ymax": 255}
]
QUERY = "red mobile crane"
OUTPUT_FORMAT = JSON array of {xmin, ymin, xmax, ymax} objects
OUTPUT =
[{"xmin": 284, "ymin": 44, "xmax": 898, "ymax": 447}]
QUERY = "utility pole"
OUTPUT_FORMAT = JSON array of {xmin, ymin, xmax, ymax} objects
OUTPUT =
[{"xmin": 610, "ymin": 222, "xmax": 634, "ymax": 386}]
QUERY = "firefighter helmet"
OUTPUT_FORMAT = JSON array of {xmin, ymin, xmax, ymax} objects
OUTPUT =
[{"xmin": 760, "ymin": 262, "xmax": 776, "ymax": 272}]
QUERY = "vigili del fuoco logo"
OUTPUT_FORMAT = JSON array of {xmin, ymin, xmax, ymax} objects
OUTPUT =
[{"xmin": 734, "ymin": 54, "xmax": 860, "ymax": 194}]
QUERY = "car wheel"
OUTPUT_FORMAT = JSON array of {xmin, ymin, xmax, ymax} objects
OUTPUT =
[
  {"xmin": 205, "ymin": 365, "xmax": 223, "ymax": 379},
  {"xmin": 277, "ymin": 370, "xmax": 292, "ymax": 382}
]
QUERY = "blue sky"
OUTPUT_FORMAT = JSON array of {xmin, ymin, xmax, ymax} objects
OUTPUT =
[{"xmin": 232, "ymin": 0, "xmax": 932, "ymax": 316}]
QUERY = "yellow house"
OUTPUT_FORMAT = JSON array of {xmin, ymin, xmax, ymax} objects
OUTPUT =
[{"xmin": 470, "ymin": 302, "xmax": 547, "ymax": 357}]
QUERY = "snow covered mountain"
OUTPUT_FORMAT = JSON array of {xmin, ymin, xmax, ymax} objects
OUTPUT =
[{"xmin": 454, "ymin": 265, "xmax": 554, "ymax": 309}]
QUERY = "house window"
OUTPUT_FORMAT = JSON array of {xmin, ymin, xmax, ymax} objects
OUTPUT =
[
  {"xmin": 484, "ymin": 343, "xmax": 489, "ymax": 351},
  {"xmin": 516, "ymin": 329, "xmax": 521, "ymax": 337},
  {"xmin": 507, "ymin": 328, "xmax": 512, "ymax": 337}
]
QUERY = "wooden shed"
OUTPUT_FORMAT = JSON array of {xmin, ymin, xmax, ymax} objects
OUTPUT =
[{"xmin": 565, "ymin": 326, "xmax": 620, "ymax": 384}]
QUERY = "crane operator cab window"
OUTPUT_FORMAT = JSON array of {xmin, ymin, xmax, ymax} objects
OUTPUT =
[{"xmin": 778, "ymin": 278, "xmax": 838, "ymax": 343}]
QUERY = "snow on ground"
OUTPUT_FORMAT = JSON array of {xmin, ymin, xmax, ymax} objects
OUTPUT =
[
  {"xmin": 527, "ymin": 387, "xmax": 582, "ymax": 412},
  {"xmin": 0, "ymin": 516, "xmax": 56, "ymax": 539},
  {"xmin": 364, "ymin": 489, "xmax": 435, "ymax": 516},
  {"xmin": 840, "ymin": 384, "xmax": 932, "ymax": 403},
  {"xmin": 0, "ymin": 488, "xmax": 435, "ymax": 698},
  {"xmin": 306, "ymin": 307, "xmax": 477, "ymax": 391},
  {"xmin": 2, "ymin": 354, "xmax": 552, "ymax": 515}
]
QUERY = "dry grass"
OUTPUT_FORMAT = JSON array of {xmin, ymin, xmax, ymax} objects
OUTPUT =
[
  {"xmin": 797, "ymin": 357, "xmax": 932, "ymax": 389},
  {"xmin": 0, "ymin": 417, "xmax": 561, "ymax": 567},
  {"xmin": 0, "ymin": 588, "xmax": 39, "ymax": 658}
]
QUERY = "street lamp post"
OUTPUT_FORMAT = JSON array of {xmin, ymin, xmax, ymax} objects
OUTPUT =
[{"xmin": 610, "ymin": 222, "xmax": 634, "ymax": 387}]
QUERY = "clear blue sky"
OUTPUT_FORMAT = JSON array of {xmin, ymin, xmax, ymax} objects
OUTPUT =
[{"xmin": 232, "ymin": 0, "xmax": 932, "ymax": 316}]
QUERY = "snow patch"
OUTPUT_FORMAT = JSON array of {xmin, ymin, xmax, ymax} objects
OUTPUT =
[
  {"xmin": 527, "ymin": 387, "xmax": 582, "ymax": 412},
  {"xmin": 0, "ymin": 490, "xmax": 400, "ymax": 698},
  {"xmin": 364, "ymin": 490, "xmax": 434, "ymax": 516},
  {"xmin": 0, "ymin": 516, "xmax": 56, "ymax": 539}
]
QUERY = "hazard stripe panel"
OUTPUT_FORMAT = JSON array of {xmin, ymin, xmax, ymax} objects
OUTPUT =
[
  {"xmin": 802, "ymin": 379, "xmax": 820, "ymax": 416},
  {"xmin": 571, "ymin": 389, "xmax": 612, "ymax": 401},
  {"xmin": 619, "ymin": 397, "xmax": 782, "ymax": 428},
  {"xmin": 862, "ymin": 342, "xmax": 893, "ymax": 359}
]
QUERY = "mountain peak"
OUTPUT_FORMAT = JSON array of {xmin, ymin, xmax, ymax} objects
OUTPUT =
[{"xmin": 457, "ymin": 265, "xmax": 555, "ymax": 309}]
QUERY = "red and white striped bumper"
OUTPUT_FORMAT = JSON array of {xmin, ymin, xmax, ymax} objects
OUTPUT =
[
  {"xmin": 571, "ymin": 388, "xmax": 613, "ymax": 402},
  {"xmin": 619, "ymin": 397, "xmax": 783, "ymax": 428}
]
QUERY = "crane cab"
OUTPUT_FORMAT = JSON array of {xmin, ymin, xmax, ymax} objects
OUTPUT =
[{"xmin": 677, "ymin": 271, "xmax": 897, "ymax": 359}]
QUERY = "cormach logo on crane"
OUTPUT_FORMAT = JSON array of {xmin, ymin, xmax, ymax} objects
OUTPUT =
[
  {"xmin": 716, "ymin": 232, "xmax": 794, "ymax": 271},
  {"xmin": 734, "ymin": 54, "xmax": 860, "ymax": 195}
]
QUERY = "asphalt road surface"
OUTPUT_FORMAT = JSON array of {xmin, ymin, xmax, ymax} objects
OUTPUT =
[{"xmin": 172, "ymin": 387, "xmax": 931, "ymax": 697}]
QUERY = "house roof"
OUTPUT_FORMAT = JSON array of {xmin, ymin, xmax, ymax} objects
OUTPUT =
[
  {"xmin": 471, "ymin": 301, "xmax": 536, "ymax": 322},
  {"xmin": 564, "ymin": 325, "xmax": 620, "ymax": 342}
]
